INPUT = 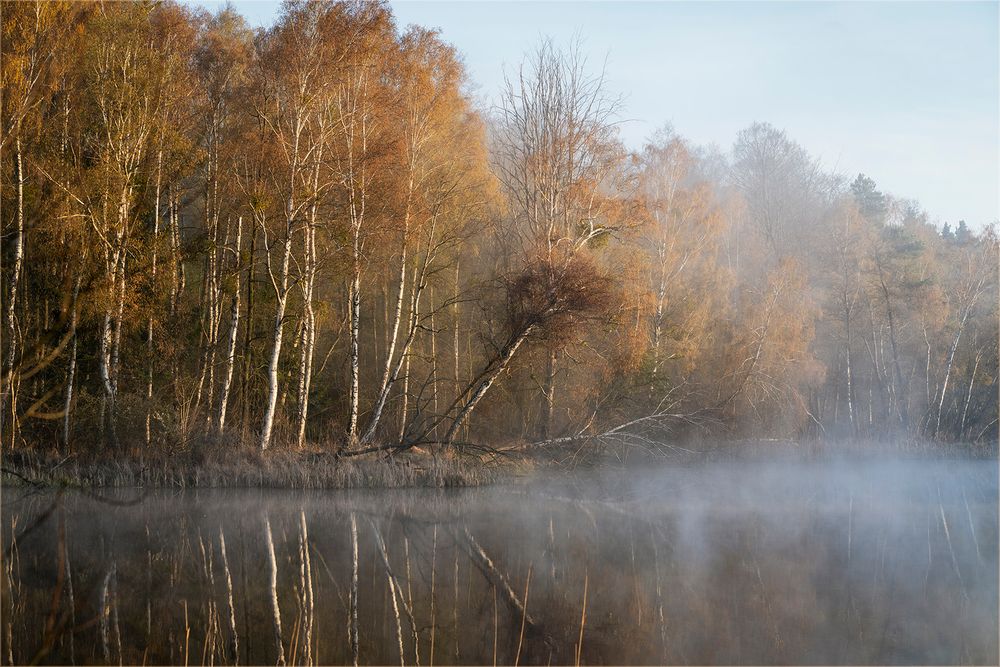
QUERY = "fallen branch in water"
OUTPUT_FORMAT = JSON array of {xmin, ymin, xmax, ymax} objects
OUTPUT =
[
  {"xmin": 369, "ymin": 518, "xmax": 421, "ymax": 666},
  {"xmin": 3, "ymin": 490, "xmax": 63, "ymax": 559},
  {"xmin": 523, "ymin": 407, "xmax": 715, "ymax": 454},
  {"xmin": 2, "ymin": 463, "xmax": 147, "ymax": 505},
  {"xmin": 1, "ymin": 466, "xmax": 44, "ymax": 487},
  {"xmin": 1, "ymin": 453, "xmax": 74, "ymax": 486},
  {"xmin": 452, "ymin": 526, "xmax": 538, "ymax": 630}
]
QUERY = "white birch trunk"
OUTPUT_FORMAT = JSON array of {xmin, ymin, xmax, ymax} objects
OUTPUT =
[
  {"xmin": 2, "ymin": 137, "xmax": 25, "ymax": 442},
  {"xmin": 935, "ymin": 312, "xmax": 968, "ymax": 438},
  {"xmin": 960, "ymin": 347, "xmax": 982, "ymax": 439},
  {"xmin": 341, "ymin": 70, "xmax": 370, "ymax": 448},
  {"xmin": 360, "ymin": 207, "xmax": 409, "ymax": 444},
  {"xmin": 443, "ymin": 325, "xmax": 535, "ymax": 445},
  {"xmin": 347, "ymin": 259, "xmax": 361, "ymax": 445},
  {"xmin": 169, "ymin": 188, "xmax": 182, "ymax": 315},
  {"xmin": 295, "ymin": 147, "xmax": 324, "ymax": 448},
  {"xmin": 453, "ymin": 261, "xmax": 460, "ymax": 398},
  {"xmin": 146, "ymin": 147, "xmax": 163, "ymax": 447},
  {"xmin": 217, "ymin": 216, "xmax": 243, "ymax": 435},
  {"xmin": 260, "ymin": 230, "xmax": 292, "ymax": 451},
  {"xmin": 62, "ymin": 277, "xmax": 81, "ymax": 448},
  {"xmin": 540, "ymin": 348, "xmax": 557, "ymax": 440},
  {"xmin": 429, "ymin": 286, "xmax": 439, "ymax": 439}
]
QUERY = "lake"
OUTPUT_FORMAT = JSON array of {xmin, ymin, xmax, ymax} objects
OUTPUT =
[{"xmin": 2, "ymin": 457, "xmax": 997, "ymax": 665}]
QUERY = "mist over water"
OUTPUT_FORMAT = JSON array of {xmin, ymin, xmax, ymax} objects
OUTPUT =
[{"xmin": 3, "ymin": 455, "xmax": 997, "ymax": 665}]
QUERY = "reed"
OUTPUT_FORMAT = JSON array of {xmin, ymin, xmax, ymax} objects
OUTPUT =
[
  {"xmin": 492, "ymin": 585, "xmax": 498, "ymax": 667},
  {"xmin": 182, "ymin": 599, "xmax": 190, "ymax": 667},
  {"xmin": 513, "ymin": 564, "xmax": 532, "ymax": 667},
  {"xmin": 575, "ymin": 570, "xmax": 588, "ymax": 667},
  {"xmin": 2, "ymin": 447, "xmax": 520, "ymax": 490}
]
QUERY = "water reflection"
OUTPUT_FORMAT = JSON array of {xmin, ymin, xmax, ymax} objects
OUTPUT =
[{"xmin": 2, "ymin": 459, "xmax": 997, "ymax": 665}]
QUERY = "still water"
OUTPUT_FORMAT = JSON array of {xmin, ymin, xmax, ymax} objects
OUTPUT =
[{"xmin": 2, "ymin": 458, "xmax": 997, "ymax": 665}]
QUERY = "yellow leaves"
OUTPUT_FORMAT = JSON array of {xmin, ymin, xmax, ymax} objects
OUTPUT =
[{"xmin": 1, "ymin": 2, "xmax": 88, "ymax": 144}]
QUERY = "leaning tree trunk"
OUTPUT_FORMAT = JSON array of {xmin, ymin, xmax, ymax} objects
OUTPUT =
[
  {"xmin": 935, "ymin": 310, "xmax": 970, "ymax": 439},
  {"xmin": 443, "ymin": 324, "xmax": 536, "ymax": 445}
]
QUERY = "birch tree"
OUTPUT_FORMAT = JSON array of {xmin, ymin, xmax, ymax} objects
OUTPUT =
[
  {"xmin": 247, "ymin": 4, "xmax": 331, "ymax": 451},
  {"xmin": 193, "ymin": 7, "xmax": 253, "ymax": 435},
  {"xmin": 81, "ymin": 4, "xmax": 164, "ymax": 446},
  {"xmin": 0, "ymin": 1, "xmax": 85, "ymax": 446},
  {"xmin": 484, "ymin": 38, "xmax": 632, "ymax": 442},
  {"xmin": 360, "ymin": 27, "xmax": 489, "ymax": 445}
]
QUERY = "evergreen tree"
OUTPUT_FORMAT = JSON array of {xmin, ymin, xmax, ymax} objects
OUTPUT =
[{"xmin": 851, "ymin": 173, "xmax": 887, "ymax": 224}]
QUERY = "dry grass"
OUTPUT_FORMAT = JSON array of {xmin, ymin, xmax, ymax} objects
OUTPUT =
[
  {"xmin": 3, "ymin": 435, "xmax": 989, "ymax": 490},
  {"xmin": 1, "ymin": 444, "xmax": 530, "ymax": 490}
]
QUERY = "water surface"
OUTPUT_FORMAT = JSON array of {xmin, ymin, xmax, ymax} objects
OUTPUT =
[{"xmin": 3, "ymin": 458, "xmax": 997, "ymax": 665}]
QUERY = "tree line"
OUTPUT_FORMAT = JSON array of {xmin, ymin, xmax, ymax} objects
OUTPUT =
[{"xmin": 2, "ymin": 0, "xmax": 996, "ymax": 455}]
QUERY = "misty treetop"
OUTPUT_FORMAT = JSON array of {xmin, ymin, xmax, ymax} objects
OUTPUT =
[{"xmin": 2, "ymin": 0, "xmax": 996, "ymax": 456}]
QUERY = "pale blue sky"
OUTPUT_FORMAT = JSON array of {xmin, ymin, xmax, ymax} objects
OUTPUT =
[{"xmin": 195, "ymin": 1, "xmax": 999, "ymax": 227}]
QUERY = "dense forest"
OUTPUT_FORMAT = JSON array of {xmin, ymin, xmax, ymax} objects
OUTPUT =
[{"xmin": 1, "ymin": 0, "xmax": 996, "ymax": 457}]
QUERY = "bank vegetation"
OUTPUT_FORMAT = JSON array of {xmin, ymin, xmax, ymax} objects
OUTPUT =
[{"xmin": 2, "ymin": 1, "xmax": 996, "ymax": 473}]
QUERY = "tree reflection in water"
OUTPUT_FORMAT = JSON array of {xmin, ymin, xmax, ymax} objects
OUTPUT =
[{"xmin": 2, "ymin": 459, "xmax": 997, "ymax": 665}]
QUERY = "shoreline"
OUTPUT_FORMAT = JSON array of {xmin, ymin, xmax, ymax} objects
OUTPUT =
[
  {"xmin": 0, "ymin": 447, "xmax": 529, "ymax": 490},
  {"xmin": 2, "ymin": 437, "xmax": 995, "ymax": 491}
]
